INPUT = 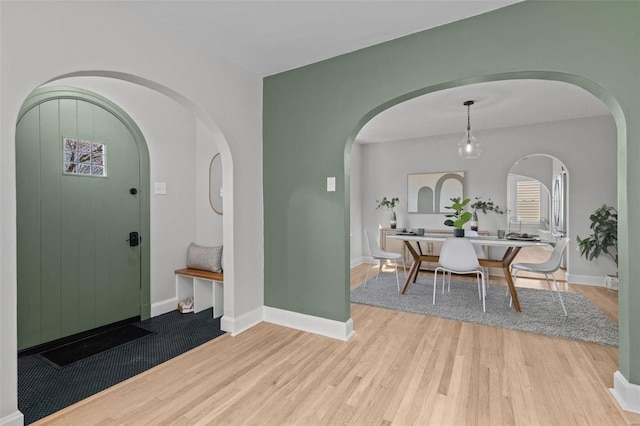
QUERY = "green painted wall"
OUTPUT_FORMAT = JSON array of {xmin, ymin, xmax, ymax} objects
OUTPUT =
[{"xmin": 263, "ymin": 1, "xmax": 640, "ymax": 382}]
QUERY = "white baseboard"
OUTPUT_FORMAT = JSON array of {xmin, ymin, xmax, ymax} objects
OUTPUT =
[
  {"xmin": 220, "ymin": 307, "xmax": 263, "ymax": 336},
  {"xmin": 264, "ymin": 306, "xmax": 355, "ymax": 341},
  {"xmin": 0, "ymin": 410, "xmax": 24, "ymax": 426},
  {"xmin": 150, "ymin": 297, "xmax": 178, "ymax": 317},
  {"xmin": 610, "ymin": 371, "xmax": 640, "ymax": 414},
  {"xmin": 350, "ymin": 256, "xmax": 367, "ymax": 268},
  {"xmin": 566, "ymin": 274, "xmax": 606, "ymax": 287}
]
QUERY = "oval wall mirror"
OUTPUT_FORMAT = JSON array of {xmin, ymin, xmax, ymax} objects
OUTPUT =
[{"xmin": 209, "ymin": 153, "xmax": 223, "ymax": 215}]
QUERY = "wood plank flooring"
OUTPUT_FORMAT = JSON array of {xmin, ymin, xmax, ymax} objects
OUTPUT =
[{"xmin": 35, "ymin": 264, "xmax": 638, "ymax": 425}]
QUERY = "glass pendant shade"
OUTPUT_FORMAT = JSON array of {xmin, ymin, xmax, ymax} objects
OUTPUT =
[
  {"xmin": 457, "ymin": 128, "xmax": 482, "ymax": 159},
  {"xmin": 457, "ymin": 100, "xmax": 482, "ymax": 159}
]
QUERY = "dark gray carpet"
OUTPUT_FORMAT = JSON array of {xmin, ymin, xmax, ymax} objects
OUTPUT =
[
  {"xmin": 18, "ymin": 308, "xmax": 225, "ymax": 425},
  {"xmin": 351, "ymin": 274, "xmax": 618, "ymax": 347}
]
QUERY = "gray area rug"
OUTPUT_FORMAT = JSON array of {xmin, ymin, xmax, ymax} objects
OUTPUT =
[{"xmin": 351, "ymin": 274, "xmax": 618, "ymax": 346}]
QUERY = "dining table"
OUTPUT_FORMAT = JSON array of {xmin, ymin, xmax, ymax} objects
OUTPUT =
[{"xmin": 387, "ymin": 233, "xmax": 554, "ymax": 312}]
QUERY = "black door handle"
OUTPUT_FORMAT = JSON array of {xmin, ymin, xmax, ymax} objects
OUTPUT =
[{"xmin": 127, "ymin": 232, "xmax": 140, "ymax": 247}]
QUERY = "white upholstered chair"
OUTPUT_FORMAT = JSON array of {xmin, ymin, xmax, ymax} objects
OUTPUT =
[
  {"xmin": 509, "ymin": 237, "xmax": 570, "ymax": 316},
  {"xmin": 364, "ymin": 230, "xmax": 406, "ymax": 292},
  {"xmin": 433, "ymin": 237, "xmax": 486, "ymax": 312}
]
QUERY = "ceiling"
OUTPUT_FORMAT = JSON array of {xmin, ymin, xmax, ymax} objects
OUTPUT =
[
  {"xmin": 134, "ymin": 1, "xmax": 521, "ymax": 77},
  {"xmin": 356, "ymin": 80, "xmax": 610, "ymax": 143},
  {"xmin": 134, "ymin": 1, "xmax": 611, "ymax": 142}
]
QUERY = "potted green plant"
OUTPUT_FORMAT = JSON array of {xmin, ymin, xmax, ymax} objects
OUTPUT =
[
  {"xmin": 376, "ymin": 196, "xmax": 400, "ymax": 229},
  {"xmin": 444, "ymin": 197, "xmax": 472, "ymax": 237},
  {"xmin": 470, "ymin": 197, "xmax": 505, "ymax": 231},
  {"xmin": 577, "ymin": 204, "xmax": 618, "ymax": 290}
]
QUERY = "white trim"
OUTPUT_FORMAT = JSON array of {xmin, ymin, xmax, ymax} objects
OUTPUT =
[
  {"xmin": 220, "ymin": 307, "xmax": 263, "ymax": 336},
  {"xmin": 350, "ymin": 256, "xmax": 367, "ymax": 268},
  {"xmin": 610, "ymin": 371, "xmax": 640, "ymax": 414},
  {"xmin": 0, "ymin": 411, "xmax": 24, "ymax": 426},
  {"xmin": 264, "ymin": 306, "xmax": 355, "ymax": 341},
  {"xmin": 150, "ymin": 297, "xmax": 178, "ymax": 317},
  {"xmin": 566, "ymin": 274, "xmax": 607, "ymax": 287}
]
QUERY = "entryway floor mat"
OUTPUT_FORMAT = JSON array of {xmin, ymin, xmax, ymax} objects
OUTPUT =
[{"xmin": 38, "ymin": 324, "xmax": 154, "ymax": 368}]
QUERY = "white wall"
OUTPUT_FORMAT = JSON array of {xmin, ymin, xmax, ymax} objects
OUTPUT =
[
  {"xmin": 0, "ymin": 2, "xmax": 263, "ymax": 424},
  {"xmin": 196, "ymin": 121, "xmax": 224, "ymax": 248},
  {"xmin": 352, "ymin": 115, "xmax": 617, "ymax": 282}
]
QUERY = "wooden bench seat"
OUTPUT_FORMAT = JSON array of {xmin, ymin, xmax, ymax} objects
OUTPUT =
[
  {"xmin": 175, "ymin": 268, "xmax": 223, "ymax": 318},
  {"xmin": 174, "ymin": 268, "xmax": 223, "ymax": 282}
]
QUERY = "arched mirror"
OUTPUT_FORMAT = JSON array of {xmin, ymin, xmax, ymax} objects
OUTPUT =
[
  {"xmin": 507, "ymin": 154, "xmax": 567, "ymax": 239},
  {"xmin": 209, "ymin": 153, "xmax": 223, "ymax": 215}
]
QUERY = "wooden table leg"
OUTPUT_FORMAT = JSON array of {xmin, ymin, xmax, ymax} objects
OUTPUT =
[
  {"xmin": 479, "ymin": 247, "xmax": 523, "ymax": 312},
  {"xmin": 503, "ymin": 265, "xmax": 521, "ymax": 312},
  {"xmin": 401, "ymin": 260, "xmax": 420, "ymax": 294},
  {"xmin": 401, "ymin": 241, "xmax": 420, "ymax": 294},
  {"xmin": 412, "ymin": 242, "xmax": 423, "ymax": 283},
  {"xmin": 401, "ymin": 241, "xmax": 440, "ymax": 294}
]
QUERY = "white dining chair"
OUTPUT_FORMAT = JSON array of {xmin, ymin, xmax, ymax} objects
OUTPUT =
[
  {"xmin": 508, "ymin": 237, "xmax": 570, "ymax": 316},
  {"xmin": 433, "ymin": 237, "xmax": 486, "ymax": 312},
  {"xmin": 465, "ymin": 230, "xmax": 488, "ymax": 277},
  {"xmin": 364, "ymin": 230, "xmax": 406, "ymax": 291}
]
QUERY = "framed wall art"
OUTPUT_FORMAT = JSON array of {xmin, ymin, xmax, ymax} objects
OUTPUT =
[{"xmin": 407, "ymin": 171, "xmax": 464, "ymax": 214}]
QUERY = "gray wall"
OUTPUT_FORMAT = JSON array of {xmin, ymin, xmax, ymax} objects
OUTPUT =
[{"xmin": 351, "ymin": 115, "xmax": 617, "ymax": 283}]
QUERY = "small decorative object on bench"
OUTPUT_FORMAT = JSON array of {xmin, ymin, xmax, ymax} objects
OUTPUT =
[{"xmin": 175, "ymin": 243, "xmax": 224, "ymax": 318}]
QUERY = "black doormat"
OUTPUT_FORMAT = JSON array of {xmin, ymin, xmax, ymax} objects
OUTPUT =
[
  {"xmin": 19, "ymin": 308, "xmax": 225, "ymax": 425},
  {"xmin": 38, "ymin": 324, "xmax": 155, "ymax": 368}
]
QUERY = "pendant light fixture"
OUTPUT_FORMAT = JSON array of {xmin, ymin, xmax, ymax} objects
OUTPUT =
[{"xmin": 457, "ymin": 100, "xmax": 482, "ymax": 159}]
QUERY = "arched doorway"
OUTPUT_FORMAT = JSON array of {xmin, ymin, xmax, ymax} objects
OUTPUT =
[
  {"xmin": 349, "ymin": 76, "xmax": 614, "ymax": 288},
  {"xmin": 16, "ymin": 87, "xmax": 150, "ymax": 350},
  {"xmin": 43, "ymin": 71, "xmax": 237, "ymax": 333}
]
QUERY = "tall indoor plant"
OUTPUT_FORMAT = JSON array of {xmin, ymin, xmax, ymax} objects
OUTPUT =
[
  {"xmin": 444, "ymin": 197, "xmax": 472, "ymax": 237},
  {"xmin": 376, "ymin": 196, "xmax": 399, "ymax": 229},
  {"xmin": 577, "ymin": 204, "xmax": 618, "ymax": 289}
]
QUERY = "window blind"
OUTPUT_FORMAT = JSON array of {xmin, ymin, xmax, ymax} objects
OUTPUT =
[{"xmin": 516, "ymin": 181, "xmax": 541, "ymax": 222}]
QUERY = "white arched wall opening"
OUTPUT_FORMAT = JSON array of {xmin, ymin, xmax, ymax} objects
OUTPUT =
[
  {"xmin": 3, "ymin": 67, "xmax": 260, "ymax": 426},
  {"xmin": 45, "ymin": 71, "xmax": 239, "ymax": 330},
  {"xmin": 347, "ymin": 72, "xmax": 622, "ymax": 260},
  {"xmin": 345, "ymin": 71, "xmax": 625, "ymax": 285},
  {"xmin": 344, "ymin": 70, "xmax": 625, "ymax": 363}
]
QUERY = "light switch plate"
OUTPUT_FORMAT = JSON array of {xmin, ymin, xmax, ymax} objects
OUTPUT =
[
  {"xmin": 154, "ymin": 182, "xmax": 167, "ymax": 195},
  {"xmin": 327, "ymin": 177, "xmax": 336, "ymax": 192}
]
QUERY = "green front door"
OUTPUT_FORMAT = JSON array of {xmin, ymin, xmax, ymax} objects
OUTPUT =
[{"xmin": 17, "ymin": 94, "xmax": 144, "ymax": 351}]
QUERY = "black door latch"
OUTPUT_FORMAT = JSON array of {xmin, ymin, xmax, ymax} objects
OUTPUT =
[{"xmin": 127, "ymin": 232, "xmax": 140, "ymax": 247}]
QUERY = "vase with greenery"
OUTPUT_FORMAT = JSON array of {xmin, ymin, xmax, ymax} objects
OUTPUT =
[
  {"xmin": 376, "ymin": 196, "xmax": 399, "ymax": 229},
  {"xmin": 469, "ymin": 197, "xmax": 505, "ymax": 231},
  {"xmin": 444, "ymin": 197, "xmax": 472, "ymax": 237}
]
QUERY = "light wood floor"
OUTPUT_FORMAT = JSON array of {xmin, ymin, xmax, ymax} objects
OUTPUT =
[{"xmin": 35, "ymin": 265, "xmax": 637, "ymax": 425}]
